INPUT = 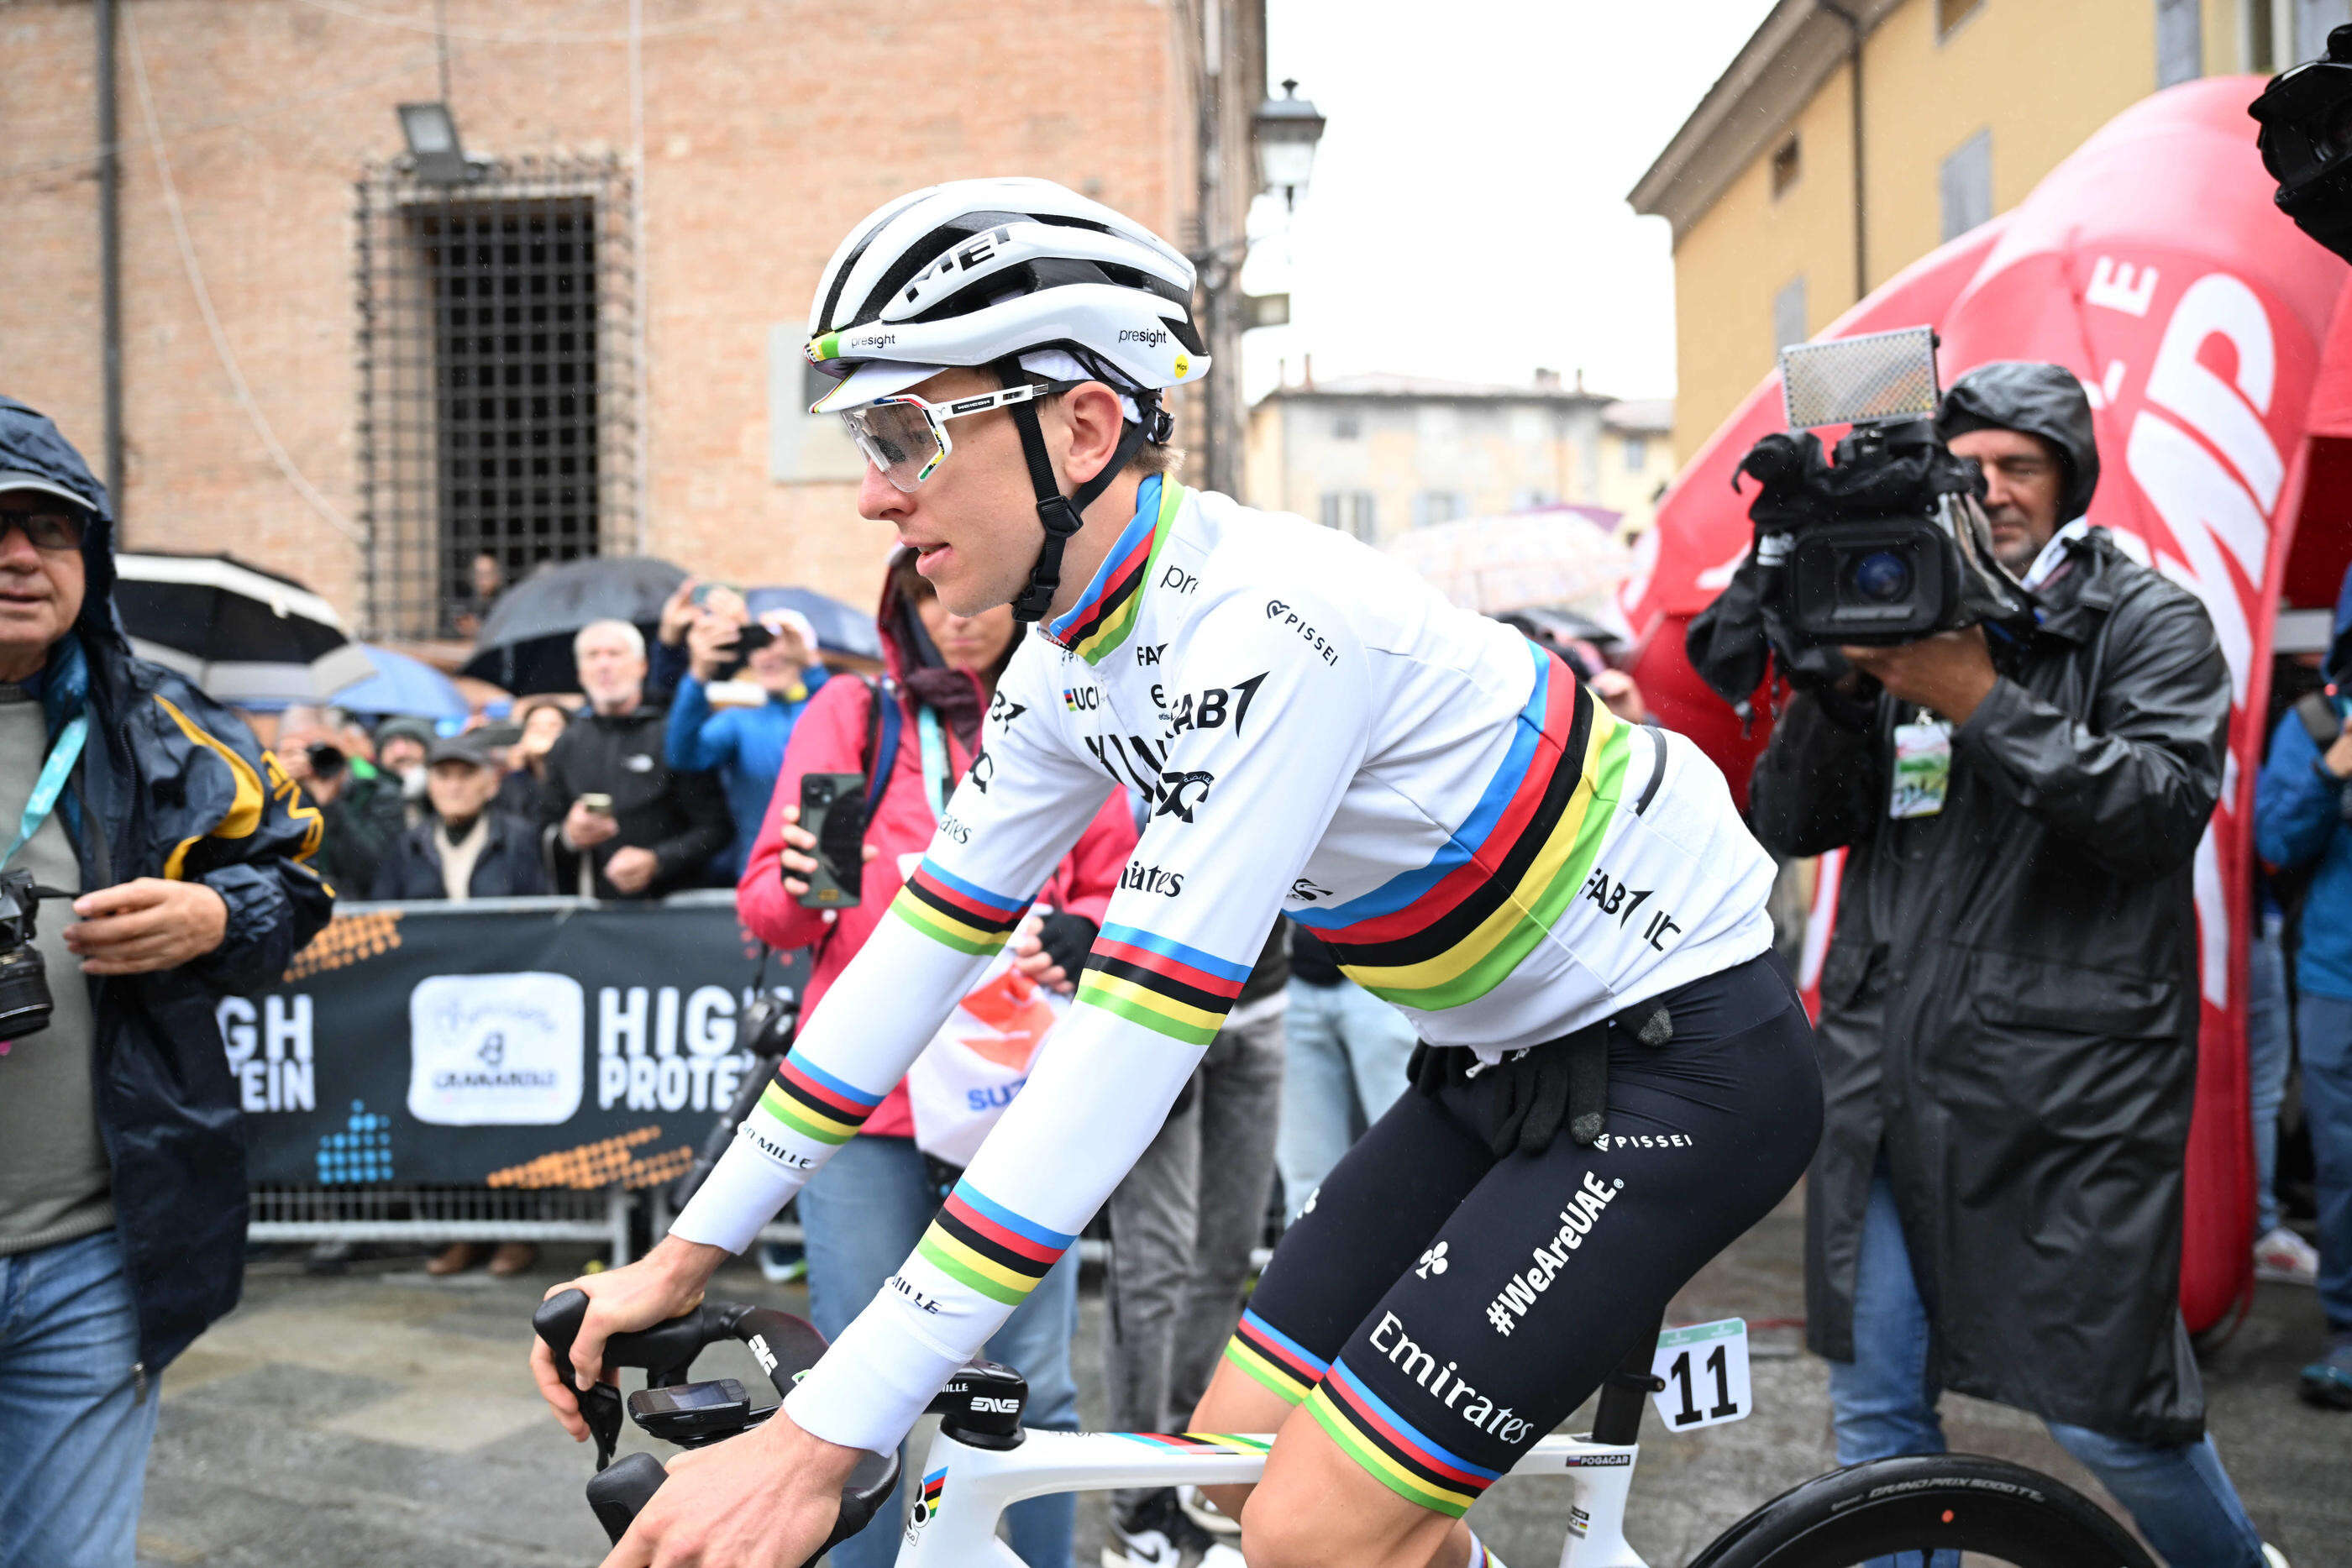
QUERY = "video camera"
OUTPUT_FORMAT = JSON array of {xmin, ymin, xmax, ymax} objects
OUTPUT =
[
  {"xmin": 1738, "ymin": 327, "xmax": 2030, "ymax": 648},
  {"xmin": 2253, "ymin": 24, "xmax": 2352, "ymax": 264},
  {"xmin": 0, "ymin": 868, "xmax": 71, "ymax": 1040}
]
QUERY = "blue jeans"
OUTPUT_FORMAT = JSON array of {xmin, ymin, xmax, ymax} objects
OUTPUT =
[
  {"xmin": 2294, "ymin": 991, "xmax": 2352, "ymax": 1334},
  {"xmin": 2248, "ymin": 912, "xmax": 2292, "ymax": 1235},
  {"xmin": 798, "ymin": 1135, "xmax": 1080, "ymax": 1568},
  {"xmin": 1828, "ymin": 1172, "xmax": 2264, "ymax": 1568},
  {"xmin": 1276, "ymin": 978, "xmax": 1418, "ymax": 1222},
  {"xmin": 0, "ymin": 1230, "xmax": 160, "ymax": 1568}
]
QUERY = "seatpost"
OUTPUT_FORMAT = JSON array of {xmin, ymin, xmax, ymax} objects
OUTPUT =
[{"xmin": 1588, "ymin": 1310, "xmax": 1666, "ymax": 1447}]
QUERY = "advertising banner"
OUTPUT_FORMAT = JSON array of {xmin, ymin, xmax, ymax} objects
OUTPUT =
[{"xmin": 218, "ymin": 897, "xmax": 804, "ymax": 1188}]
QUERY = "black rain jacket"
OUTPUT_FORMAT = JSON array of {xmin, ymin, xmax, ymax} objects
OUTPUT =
[
  {"xmin": 534, "ymin": 705, "xmax": 730, "ymax": 898},
  {"xmin": 369, "ymin": 811, "xmax": 551, "ymax": 901},
  {"xmin": 1749, "ymin": 526, "xmax": 2229, "ymax": 1445},
  {"xmin": 1, "ymin": 396, "xmax": 334, "ymax": 1377}
]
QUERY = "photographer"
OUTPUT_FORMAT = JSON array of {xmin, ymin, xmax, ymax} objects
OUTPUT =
[
  {"xmin": 274, "ymin": 705, "xmax": 406, "ymax": 894},
  {"xmin": 1748, "ymin": 363, "xmax": 2270, "ymax": 1565},
  {"xmin": 0, "ymin": 399, "xmax": 332, "ymax": 1566}
]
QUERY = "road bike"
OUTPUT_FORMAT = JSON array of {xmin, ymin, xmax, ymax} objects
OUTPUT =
[{"xmin": 534, "ymin": 1290, "xmax": 2156, "ymax": 1567}]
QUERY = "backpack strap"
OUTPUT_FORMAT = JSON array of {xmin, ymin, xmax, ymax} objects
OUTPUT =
[{"xmin": 859, "ymin": 675, "xmax": 902, "ymax": 817}]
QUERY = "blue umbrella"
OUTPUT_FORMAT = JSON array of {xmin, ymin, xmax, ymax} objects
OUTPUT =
[
  {"xmin": 744, "ymin": 585, "xmax": 882, "ymax": 661},
  {"xmin": 333, "ymin": 644, "xmax": 471, "ymax": 721}
]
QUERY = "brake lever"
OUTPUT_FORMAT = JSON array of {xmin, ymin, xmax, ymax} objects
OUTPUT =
[{"xmin": 530, "ymin": 1288, "xmax": 627, "ymax": 1470}]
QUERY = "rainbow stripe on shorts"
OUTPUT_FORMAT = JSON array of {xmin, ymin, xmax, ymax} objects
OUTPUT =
[
  {"xmin": 1221, "ymin": 1308, "xmax": 1329, "ymax": 1406},
  {"xmin": 1305, "ymin": 1360, "xmax": 1503, "ymax": 1518}
]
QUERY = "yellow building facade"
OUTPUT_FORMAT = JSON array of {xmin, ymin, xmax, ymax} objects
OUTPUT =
[{"xmin": 1635, "ymin": 0, "xmax": 2326, "ymax": 451}]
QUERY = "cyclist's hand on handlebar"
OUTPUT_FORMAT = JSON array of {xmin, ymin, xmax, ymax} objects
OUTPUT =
[
  {"xmin": 531, "ymin": 1238, "xmax": 724, "ymax": 1440},
  {"xmin": 600, "ymin": 1408, "xmax": 858, "ymax": 1568}
]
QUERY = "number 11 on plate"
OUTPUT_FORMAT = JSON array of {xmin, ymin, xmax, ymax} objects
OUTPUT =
[{"xmin": 1650, "ymin": 1319, "xmax": 1751, "ymax": 1430}]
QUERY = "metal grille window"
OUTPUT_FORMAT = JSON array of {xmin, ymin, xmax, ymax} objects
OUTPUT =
[{"xmin": 356, "ymin": 158, "xmax": 638, "ymax": 640}]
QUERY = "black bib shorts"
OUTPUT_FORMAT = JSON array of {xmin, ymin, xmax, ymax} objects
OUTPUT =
[{"xmin": 1220, "ymin": 951, "xmax": 1824, "ymax": 1517}]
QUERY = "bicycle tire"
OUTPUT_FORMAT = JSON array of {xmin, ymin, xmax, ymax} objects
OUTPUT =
[{"xmin": 1686, "ymin": 1452, "xmax": 2158, "ymax": 1568}]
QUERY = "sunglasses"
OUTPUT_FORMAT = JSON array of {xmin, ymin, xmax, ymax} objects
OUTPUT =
[
  {"xmin": 839, "ymin": 382, "xmax": 1070, "ymax": 492},
  {"xmin": 0, "ymin": 508, "xmax": 86, "ymax": 552}
]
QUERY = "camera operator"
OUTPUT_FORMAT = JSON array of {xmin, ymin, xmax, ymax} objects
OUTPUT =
[
  {"xmin": 0, "ymin": 399, "xmax": 332, "ymax": 1567},
  {"xmin": 274, "ymin": 705, "xmax": 406, "ymax": 894},
  {"xmin": 1749, "ymin": 363, "xmax": 2273, "ymax": 1565}
]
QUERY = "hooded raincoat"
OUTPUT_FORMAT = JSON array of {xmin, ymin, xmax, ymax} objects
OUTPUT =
[
  {"xmin": 0, "ymin": 397, "xmax": 334, "ymax": 1377},
  {"xmin": 1747, "ymin": 364, "xmax": 2231, "ymax": 1445}
]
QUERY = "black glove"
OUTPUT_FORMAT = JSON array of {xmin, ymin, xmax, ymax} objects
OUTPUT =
[{"xmin": 1036, "ymin": 912, "xmax": 1098, "ymax": 981}]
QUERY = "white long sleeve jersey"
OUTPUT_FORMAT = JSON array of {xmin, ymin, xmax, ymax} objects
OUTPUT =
[{"xmin": 672, "ymin": 477, "xmax": 1776, "ymax": 1453}]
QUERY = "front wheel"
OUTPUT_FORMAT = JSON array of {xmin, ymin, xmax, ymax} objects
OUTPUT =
[{"xmin": 1687, "ymin": 1452, "xmax": 2157, "ymax": 1568}]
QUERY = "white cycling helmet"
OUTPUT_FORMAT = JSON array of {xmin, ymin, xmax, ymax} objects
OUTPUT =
[{"xmin": 804, "ymin": 178, "xmax": 1209, "ymax": 621}]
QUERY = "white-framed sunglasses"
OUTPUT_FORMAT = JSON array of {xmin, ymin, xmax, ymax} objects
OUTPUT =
[{"xmin": 839, "ymin": 382, "xmax": 1069, "ymax": 492}]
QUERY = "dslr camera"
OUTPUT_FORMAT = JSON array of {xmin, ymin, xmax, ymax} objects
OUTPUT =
[
  {"xmin": 2253, "ymin": 24, "xmax": 2352, "ymax": 264},
  {"xmin": 0, "ymin": 868, "xmax": 68, "ymax": 1040},
  {"xmin": 1738, "ymin": 327, "xmax": 2030, "ymax": 648}
]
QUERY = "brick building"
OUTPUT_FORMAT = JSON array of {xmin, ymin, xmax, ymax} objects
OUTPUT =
[{"xmin": 1, "ymin": 0, "xmax": 1259, "ymax": 652}]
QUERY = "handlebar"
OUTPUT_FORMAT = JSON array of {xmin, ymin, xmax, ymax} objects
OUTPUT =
[{"xmin": 532, "ymin": 1288, "xmax": 899, "ymax": 1559}]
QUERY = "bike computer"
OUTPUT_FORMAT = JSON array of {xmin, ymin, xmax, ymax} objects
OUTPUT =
[{"xmin": 627, "ymin": 1378, "xmax": 755, "ymax": 1441}]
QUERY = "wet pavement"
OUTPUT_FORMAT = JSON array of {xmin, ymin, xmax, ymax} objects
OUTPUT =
[{"xmin": 137, "ymin": 1193, "xmax": 2351, "ymax": 1566}]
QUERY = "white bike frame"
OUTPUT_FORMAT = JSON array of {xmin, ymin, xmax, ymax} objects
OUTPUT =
[{"xmin": 885, "ymin": 1427, "xmax": 1646, "ymax": 1568}]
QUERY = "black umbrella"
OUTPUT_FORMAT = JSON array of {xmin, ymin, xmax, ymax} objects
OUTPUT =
[
  {"xmin": 112, "ymin": 552, "xmax": 376, "ymax": 704},
  {"xmin": 460, "ymin": 555, "xmax": 687, "ymax": 695}
]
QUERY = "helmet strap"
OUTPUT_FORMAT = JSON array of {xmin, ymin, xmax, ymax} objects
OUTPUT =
[{"xmin": 1002, "ymin": 364, "xmax": 1153, "ymax": 624}]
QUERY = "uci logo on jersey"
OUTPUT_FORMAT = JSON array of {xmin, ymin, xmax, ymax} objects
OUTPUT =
[{"xmin": 1062, "ymin": 687, "xmax": 1101, "ymax": 712}]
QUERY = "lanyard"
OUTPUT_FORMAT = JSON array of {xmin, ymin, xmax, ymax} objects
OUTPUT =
[
  {"xmin": 4, "ymin": 713, "xmax": 87, "ymax": 870},
  {"xmin": 916, "ymin": 707, "xmax": 953, "ymax": 821}
]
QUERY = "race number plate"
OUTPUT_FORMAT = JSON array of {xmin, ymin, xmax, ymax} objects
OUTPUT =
[{"xmin": 1651, "ymin": 1319, "xmax": 1751, "ymax": 1431}]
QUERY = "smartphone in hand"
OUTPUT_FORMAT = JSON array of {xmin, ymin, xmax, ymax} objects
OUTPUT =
[{"xmin": 795, "ymin": 773, "xmax": 868, "ymax": 909}]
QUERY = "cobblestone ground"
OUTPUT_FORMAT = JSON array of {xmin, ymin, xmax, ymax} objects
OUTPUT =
[{"xmin": 139, "ymin": 1194, "xmax": 2350, "ymax": 1566}]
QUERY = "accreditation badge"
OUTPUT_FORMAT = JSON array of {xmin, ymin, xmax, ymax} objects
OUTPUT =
[{"xmin": 1889, "ymin": 717, "xmax": 1952, "ymax": 820}]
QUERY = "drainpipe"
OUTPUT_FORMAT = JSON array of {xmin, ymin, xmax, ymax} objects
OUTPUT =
[
  {"xmin": 1820, "ymin": 0, "xmax": 1867, "ymax": 303},
  {"xmin": 97, "ymin": 0, "xmax": 124, "ymax": 511}
]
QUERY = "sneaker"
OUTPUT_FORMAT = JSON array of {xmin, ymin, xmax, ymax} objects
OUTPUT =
[
  {"xmin": 2262, "ymin": 1544, "xmax": 2292, "ymax": 1568},
  {"xmin": 1103, "ymin": 1488, "xmax": 1216, "ymax": 1567},
  {"xmin": 2299, "ymin": 1334, "xmax": 2352, "ymax": 1410},
  {"xmin": 1179, "ymin": 1483, "xmax": 1240, "ymax": 1537},
  {"xmin": 757, "ymin": 1242, "xmax": 807, "ymax": 1285},
  {"xmin": 2255, "ymin": 1225, "xmax": 2321, "ymax": 1287}
]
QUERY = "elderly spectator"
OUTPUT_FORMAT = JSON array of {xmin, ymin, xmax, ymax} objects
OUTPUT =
[
  {"xmin": 2255, "ymin": 562, "xmax": 2352, "ymax": 1411},
  {"xmin": 274, "ymin": 705, "xmax": 406, "ymax": 895},
  {"xmin": 667, "ymin": 605, "xmax": 830, "ymax": 878},
  {"xmin": 371, "ymin": 736, "xmax": 550, "ymax": 904},
  {"xmin": 496, "ymin": 695, "xmax": 572, "ymax": 822},
  {"xmin": 536, "ymin": 619, "xmax": 729, "ymax": 899},
  {"xmin": 1748, "ymin": 362, "xmax": 2270, "ymax": 1566},
  {"xmin": 0, "ymin": 398, "xmax": 332, "ymax": 1566},
  {"xmin": 735, "ymin": 548, "xmax": 1137, "ymax": 1568},
  {"xmin": 372, "ymin": 735, "xmax": 550, "ymax": 1277}
]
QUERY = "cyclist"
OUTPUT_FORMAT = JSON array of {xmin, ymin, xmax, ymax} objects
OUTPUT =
[{"xmin": 530, "ymin": 178, "xmax": 1824, "ymax": 1568}]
